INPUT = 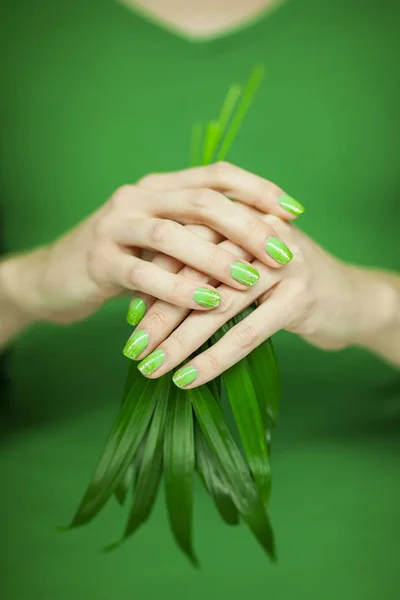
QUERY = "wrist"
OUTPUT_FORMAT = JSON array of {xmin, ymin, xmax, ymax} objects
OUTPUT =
[
  {"xmin": 343, "ymin": 264, "xmax": 400, "ymax": 360},
  {"xmin": 0, "ymin": 248, "xmax": 49, "ymax": 324}
]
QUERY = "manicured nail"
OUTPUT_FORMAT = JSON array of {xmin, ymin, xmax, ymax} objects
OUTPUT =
[
  {"xmin": 138, "ymin": 349, "xmax": 165, "ymax": 376},
  {"xmin": 279, "ymin": 193, "xmax": 305, "ymax": 217},
  {"xmin": 126, "ymin": 297, "xmax": 146, "ymax": 326},
  {"xmin": 193, "ymin": 287, "xmax": 220, "ymax": 308},
  {"xmin": 172, "ymin": 365, "xmax": 197, "ymax": 388},
  {"xmin": 231, "ymin": 261, "xmax": 260, "ymax": 287},
  {"xmin": 265, "ymin": 237, "xmax": 293, "ymax": 265},
  {"xmin": 122, "ymin": 329, "xmax": 149, "ymax": 360}
]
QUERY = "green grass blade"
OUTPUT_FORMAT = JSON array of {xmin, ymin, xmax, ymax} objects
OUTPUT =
[
  {"xmin": 190, "ymin": 123, "xmax": 203, "ymax": 167},
  {"xmin": 190, "ymin": 386, "xmax": 276, "ymax": 560},
  {"xmin": 211, "ymin": 313, "xmax": 271, "ymax": 506},
  {"xmin": 164, "ymin": 386, "xmax": 198, "ymax": 566},
  {"xmin": 105, "ymin": 377, "xmax": 170, "ymax": 551},
  {"xmin": 195, "ymin": 424, "xmax": 239, "ymax": 525},
  {"xmin": 247, "ymin": 338, "xmax": 281, "ymax": 425},
  {"xmin": 222, "ymin": 358, "xmax": 271, "ymax": 506},
  {"xmin": 216, "ymin": 64, "xmax": 265, "ymax": 161},
  {"xmin": 124, "ymin": 376, "xmax": 169, "ymax": 535},
  {"xmin": 68, "ymin": 376, "xmax": 159, "ymax": 528},
  {"xmin": 114, "ymin": 463, "xmax": 135, "ymax": 506},
  {"xmin": 231, "ymin": 308, "xmax": 281, "ymax": 425},
  {"xmin": 202, "ymin": 121, "xmax": 220, "ymax": 165}
]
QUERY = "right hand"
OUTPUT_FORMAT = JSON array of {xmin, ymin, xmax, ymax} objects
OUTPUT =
[{"xmin": 3, "ymin": 163, "xmax": 300, "ymax": 324}]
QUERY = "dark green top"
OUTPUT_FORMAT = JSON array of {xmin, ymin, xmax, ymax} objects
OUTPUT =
[{"xmin": 1, "ymin": 0, "xmax": 399, "ymax": 598}]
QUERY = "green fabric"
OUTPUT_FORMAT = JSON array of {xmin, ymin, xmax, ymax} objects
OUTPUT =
[{"xmin": 1, "ymin": 0, "xmax": 399, "ymax": 598}]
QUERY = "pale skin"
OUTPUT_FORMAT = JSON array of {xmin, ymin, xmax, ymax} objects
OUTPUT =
[{"xmin": 1, "ymin": 0, "xmax": 400, "ymax": 380}]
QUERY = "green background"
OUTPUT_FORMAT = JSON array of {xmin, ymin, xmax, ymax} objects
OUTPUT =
[{"xmin": 1, "ymin": 0, "xmax": 399, "ymax": 598}]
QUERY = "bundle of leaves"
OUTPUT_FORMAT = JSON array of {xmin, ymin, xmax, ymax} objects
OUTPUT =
[{"xmin": 65, "ymin": 66, "xmax": 281, "ymax": 565}]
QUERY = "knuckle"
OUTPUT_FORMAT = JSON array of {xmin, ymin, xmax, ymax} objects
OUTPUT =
[
  {"xmin": 211, "ymin": 161, "xmax": 234, "ymax": 182},
  {"xmin": 244, "ymin": 217, "xmax": 263, "ymax": 238},
  {"xmin": 149, "ymin": 305, "xmax": 170, "ymax": 327},
  {"xmin": 215, "ymin": 290, "xmax": 234, "ymax": 313},
  {"xmin": 148, "ymin": 219, "xmax": 176, "ymax": 245},
  {"xmin": 93, "ymin": 214, "xmax": 111, "ymax": 239},
  {"xmin": 170, "ymin": 329, "xmax": 187, "ymax": 353},
  {"xmin": 231, "ymin": 322, "xmax": 259, "ymax": 349},
  {"xmin": 168, "ymin": 278, "xmax": 183, "ymax": 301},
  {"xmin": 129, "ymin": 261, "xmax": 147, "ymax": 288},
  {"xmin": 204, "ymin": 351, "xmax": 220, "ymax": 372},
  {"xmin": 137, "ymin": 173, "xmax": 159, "ymax": 189},
  {"xmin": 110, "ymin": 184, "xmax": 136, "ymax": 209},
  {"xmin": 181, "ymin": 265, "xmax": 208, "ymax": 283},
  {"xmin": 189, "ymin": 188, "xmax": 216, "ymax": 212}
]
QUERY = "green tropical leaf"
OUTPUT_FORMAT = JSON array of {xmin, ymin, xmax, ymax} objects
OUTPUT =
[
  {"xmin": 247, "ymin": 338, "xmax": 281, "ymax": 426},
  {"xmin": 231, "ymin": 308, "xmax": 281, "ymax": 429},
  {"xmin": 164, "ymin": 385, "xmax": 198, "ymax": 565},
  {"xmin": 212, "ymin": 316, "xmax": 271, "ymax": 506},
  {"xmin": 68, "ymin": 376, "xmax": 159, "ymax": 528},
  {"xmin": 105, "ymin": 376, "xmax": 170, "ymax": 552},
  {"xmin": 114, "ymin": 463, "xmax": 134, "ymax": 506},
  {"xmin": 195, "ymin": 424, "xmax": 239, "ymax": 525},
  {"xmin": 123, "ymin": 375, "xmax": 169, "ymax": 535},
  {"xmin": 190, "ymin": 386, "xmax": 276, "ymax": 560}
]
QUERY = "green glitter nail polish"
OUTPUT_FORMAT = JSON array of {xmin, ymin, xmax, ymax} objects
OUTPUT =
[
  {"xmin": 126, "ymin": 297, "xmax": 147, "ymax": 326},
  {"xmin": 172, "ymin": 365, "xmax": 197, "ymax": 388},
  {"xmin": 231, "ymin": 261, "xmax": 260, "ymax": 286},
  {"xmin": 122, "ymin": 329, "xmax": 149, "ymax": 360},
  {"xmin": 279, "ymin": 193, "xmax": 305, "ymax": 217},
  {"xmin": 265, "ymin": 237, "xmax": 293, "ymax": 265},
  {"xmin": 193, "ymin": 288, "xmax": 220, "ymax": 308},
  {"xmin": 138, "ymin": 349, "xmax": 165, "ymax": 376}
]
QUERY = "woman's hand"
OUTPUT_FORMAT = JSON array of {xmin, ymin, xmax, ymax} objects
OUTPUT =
[
  {"xmin": 0, "ymin": 163, "xmax": 303, "ymax": 332},
  {"xmin": 125, "ymin": 213, "xmax": 400, "ymax": 379}
]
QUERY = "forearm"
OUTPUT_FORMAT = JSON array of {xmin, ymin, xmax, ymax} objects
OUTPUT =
[
  {"xmin": 345, "ymin": 265, "xmax": 400, "ymax": 367},
  {"xmin": 0, "ymin": 249, "xmax": 46, "ymax": 350}
]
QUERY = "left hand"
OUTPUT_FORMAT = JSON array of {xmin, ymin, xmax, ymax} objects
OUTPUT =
[{"xmin": 126, "ymin": 209, "xmax": 390, "ymax": 387}]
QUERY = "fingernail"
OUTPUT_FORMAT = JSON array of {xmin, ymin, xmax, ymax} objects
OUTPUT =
[
  {"xmin": 126, "ymin": 297, "xmax": 147, "ymax": 326},
  {"xmin": 138, "ymin": 349, "xmax": 165, "ymax": 376},
  {"xmin": 172, "ymin": 365, "xmax": 197, "ymax": 388},
  {"xmin": 231, "ymin": 261, "xmax": 260, "ymax": 287},
  {"xmin": 265, "ymin": 237, "xmax": 293, "ymax": 265},
  {"xmin": 279, "ymin": 193, "xmax": 305, "ymax": 217},
  {"xmin": 122, "ymin": 329, "xmax": 149, "ymax": 360},
  {"xmin": 193, "ymin": 287, "xmax": 220, "ymax": 308}
]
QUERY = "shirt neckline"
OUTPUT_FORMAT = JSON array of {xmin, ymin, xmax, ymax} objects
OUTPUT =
[{"xmin": 112, "ymin": 0, "xmax": 290, "ymax": 46}]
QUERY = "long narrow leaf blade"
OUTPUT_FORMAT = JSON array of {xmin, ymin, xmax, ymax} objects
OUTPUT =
[
  {"xmin": 190, "ymin": 386, "xmax": 276, "ymax": 560},
  {"xmin": 164, "ymin": 386, "xmax": 198, "ymax": 565},
  {"xmin": 212, "ymin": 316, "xmax": 271, "ymax": 506},
  {"xmin": 114, "ymin": 463, "xmax": 135, "ymax": 506},
  {"xmin": 123, "ymin": 376, "xmax": 169, "ymax": 536},
  {"xmin": 247, "ymin": 338, "xmax": 281, "ymax": 425},
  {"xmin": 195, "ymin": 424, "xmax": 239, "ymax": 525},
  {"xmin": 68, "ymin": 376, "xmax": 159, "ymax": 528},
  {"xmin": 202, "ymin": 121, "xmax": 220, "ymax": 165},
  {"xmin": 216, "ymin": 64, "xmax": 265, "ymax": 161}
]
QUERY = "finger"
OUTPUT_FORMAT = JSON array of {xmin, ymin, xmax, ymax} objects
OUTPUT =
[
  {"xmin": 134, "ymin": 227, "xmax": 260, "ymax": 354},
  {"xmin": 171, "ymin": 295, "xmax": 287, "ymax": 388},
  {"xmin": 157, "ymin": 189, "xmax": 294, "ymax": 268},
  {"xmin": 108, "ymin": 217, "xmax": 262, "ymax": 289},
  {"xmin": 103, "ymin": 247, "xmax": 223, "ymax": 315},
  {"xmin": 138, "ymin": 162, "xmax": 304, "ymax": 220},
  {"xmin": 135, "ymin": 260, "xmax": 282, "ymax": 377},
  {"xmin": 125, "ymin": 248, "xmax": 188, "ymax": 327}
]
